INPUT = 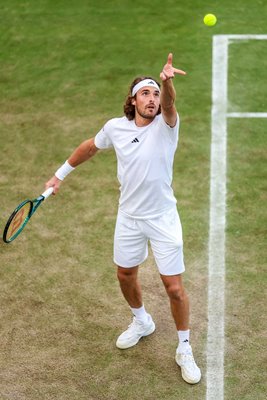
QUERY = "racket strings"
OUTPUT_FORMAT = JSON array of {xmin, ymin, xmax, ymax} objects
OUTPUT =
[{"xmin": 5, "ymin": 202, "xmax": 32, "ymax": 241}]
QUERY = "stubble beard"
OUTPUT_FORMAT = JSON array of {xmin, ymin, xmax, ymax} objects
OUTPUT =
[{"xmin": 135, "ymin": 105, "xmax": 158, "ymax": 120}]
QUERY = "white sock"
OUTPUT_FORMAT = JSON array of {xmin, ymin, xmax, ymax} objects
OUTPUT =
[
  {"xmin": 177, "ymin": 329, "xmax": 191, "ymax": 352},
  {"xmin": 130, "ymin": 305, "xmax": 149, "ymax": 323}
]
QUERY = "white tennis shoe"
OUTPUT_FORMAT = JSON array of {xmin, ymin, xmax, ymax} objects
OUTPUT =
[
  {"xmin": 116, "ymin": 315, "xmax": 155, "ymax": 349},
  {"xmin": 175, "ymin": 345, "xmax": 201, "ymax": 384}
]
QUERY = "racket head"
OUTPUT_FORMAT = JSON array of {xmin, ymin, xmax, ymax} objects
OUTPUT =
[{"xmin": 3, "ymin": 200, "xmax": 33, "ymax": 243}]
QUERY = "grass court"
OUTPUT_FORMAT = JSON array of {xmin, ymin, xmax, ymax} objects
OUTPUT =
[{"xmin": 0, "ymin": 1, "xmax": 266, "ymax": 399}]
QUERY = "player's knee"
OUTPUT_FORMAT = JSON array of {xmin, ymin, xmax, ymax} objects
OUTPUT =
[
  {"xmin": 166, "ymin": 282, "xmax": 187, "ymax": 302},
  {"xmin": 117, "ymin": 266, "xmax": 138, "ymax": 284}
]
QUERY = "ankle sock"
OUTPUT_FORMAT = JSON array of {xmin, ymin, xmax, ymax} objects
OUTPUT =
[
  {"xmin": 177, "ymin": 329, "xmax": 191, "ymax": 352},
  {"xmin": 130, "ymin": 305, "xmax": 149, "ymax": 323}
]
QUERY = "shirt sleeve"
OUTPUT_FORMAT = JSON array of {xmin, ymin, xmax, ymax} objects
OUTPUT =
[
  {"xmin": 94, "ymin": 121, "xmax": 114, "ymax": 149},
  {"xmin": 159, "ymin": 113, "xmax": 180, "ymax": 143}
]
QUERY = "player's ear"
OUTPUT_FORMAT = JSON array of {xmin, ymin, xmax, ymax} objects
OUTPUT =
[{"xmin": 131, "ymin": 97, "xmax": 136, "ymax": 106}]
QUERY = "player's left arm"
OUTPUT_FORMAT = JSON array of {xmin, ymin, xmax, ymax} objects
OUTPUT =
[{"xmin": 160, "ymin": 53, "xmax": 186, "ymax": 127}]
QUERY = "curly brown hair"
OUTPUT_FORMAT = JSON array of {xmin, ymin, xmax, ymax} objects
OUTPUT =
[{"xmin": 123, "ymin": 76, "xmax": 161, "ymax": 120}]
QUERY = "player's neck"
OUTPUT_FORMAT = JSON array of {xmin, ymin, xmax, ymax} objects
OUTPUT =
[{"xmin": 134, "ymin": 114, "xmax": 155, "ymax": 127}]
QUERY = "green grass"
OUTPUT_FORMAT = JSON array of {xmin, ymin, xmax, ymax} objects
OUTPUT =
[
  {"xmin": 0, "ymin": 1, "xmax": 267, "ymax": 399},
  {"xmin": 228, "ymin": 40, "xmax": 267, "ymax": 112},
  {"xmin": 226, "ymin": 118, "xmax": 266, "ymax": 400}
]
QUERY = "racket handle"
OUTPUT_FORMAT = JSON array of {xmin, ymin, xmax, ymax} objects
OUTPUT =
[{"xmin": 42, "ymin": 187, "xmax": 54, "ymax": 199}]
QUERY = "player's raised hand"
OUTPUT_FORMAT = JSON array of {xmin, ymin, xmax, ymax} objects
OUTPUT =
[{"xmin": 160, "ymin": 53, "xmax": 186, "ymax": 81}]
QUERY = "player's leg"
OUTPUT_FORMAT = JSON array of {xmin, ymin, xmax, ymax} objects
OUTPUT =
[
  {"xmin": 114, "ymin": 213, "xmax": 147, "ymax": 311},
  {"xmin": 147, "ymin": 208, "xmax": 188, "ymax": 331},
  {"xmin": 116, "ymin": 265, "xmax": 155, "ymax": 349},
  {"xmin": 147, "ymin": 208, "xmax": 201, "ymax": 384},
  {"xmin": 114, "ymin": 212, "xmax": 155, "ymax": 349},
  {"xmin": 117, "ymin": 265, "xmax": 142, "ymax": 308},
  {"xmin": 160, "ymin": 273, "xmax": 189, "ymax": 331},
  {"xmin": 160, "ymin": 274, "xmax": 201, "ymax": 384}
]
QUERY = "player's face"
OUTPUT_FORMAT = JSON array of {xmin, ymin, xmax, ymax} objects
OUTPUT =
[{"xmin": 132, "ymin": 87, "xmax": 160, "ymax": 121}]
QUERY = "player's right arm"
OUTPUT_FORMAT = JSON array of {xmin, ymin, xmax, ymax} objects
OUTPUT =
[
  {"xmin": 160, "ymin": 53, "xmax": 186, "ymax": 127},
  {"xmin": 45, "ymin": 137, "xmax": 99, "ymax": 194},
  {"xmin": 68, "ymin": 137, "xmax": 99, "ymax": 167}
]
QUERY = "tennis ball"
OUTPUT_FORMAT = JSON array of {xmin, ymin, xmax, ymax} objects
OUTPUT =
[{"xmin": 203, "ymin": 14, "xmax": 217, "ymax": 27}]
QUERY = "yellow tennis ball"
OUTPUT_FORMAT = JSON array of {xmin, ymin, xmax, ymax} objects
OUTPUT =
[{"xmin": 203, "ymin": 14, "xmax": 217, "ymax": 27}]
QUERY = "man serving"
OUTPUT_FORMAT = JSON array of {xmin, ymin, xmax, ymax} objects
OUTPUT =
[{"xmin": 46, "ymin": 53, "xmax": 201, "ymax": 385}]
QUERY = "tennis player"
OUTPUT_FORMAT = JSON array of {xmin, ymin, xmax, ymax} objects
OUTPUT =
[{"xmin": 45, "ymin": 53, "xmax": 201, "ymax": 384}]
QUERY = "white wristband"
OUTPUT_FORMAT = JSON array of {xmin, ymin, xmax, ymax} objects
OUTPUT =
[{"xmin": 55, "ymin": 161, "xmax": 75, "ymax": 181}]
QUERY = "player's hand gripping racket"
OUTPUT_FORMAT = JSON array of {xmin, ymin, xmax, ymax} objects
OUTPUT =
[{"xmin": 3, "ymin": 187, "xmax": 54, "ymax": 243}]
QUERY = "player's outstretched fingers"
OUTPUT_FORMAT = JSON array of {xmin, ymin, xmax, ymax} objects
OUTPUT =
[{"xmin": 174, "ymin": 68, "xmax": 187, "ymax": 76}]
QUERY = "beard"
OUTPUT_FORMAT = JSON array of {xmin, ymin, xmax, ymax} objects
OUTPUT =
[{"xmin": 135, "ymin": 104, "xmax": 158, "ymax": 120}]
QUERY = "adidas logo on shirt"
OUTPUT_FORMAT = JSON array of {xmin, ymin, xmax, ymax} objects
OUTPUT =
[{"xmin": 131, "ymin": 138, "xmax": 139, "ymax": 143}]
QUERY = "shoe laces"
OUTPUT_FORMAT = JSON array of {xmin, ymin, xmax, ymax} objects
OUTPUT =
[
  {"xmin": 179, "ymin": 352, "xmax": 198, "ymax": 370},
  {"xmin": 128, "ymin": 317, "xmax": 146, "ymax": 330},
  {"xmin": 181, "ymin": 352, "xmax": 194, "ymax": 362}
]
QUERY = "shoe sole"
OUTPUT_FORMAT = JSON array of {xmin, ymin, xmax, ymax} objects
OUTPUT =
[
  {"xmin": 180, "ymin": 370, "xmax": 201, "ymax": 385},
  {"xmin": 116, "ymin": 322, "xmax": 156, "ymax": 349},
  {"xmin": 175, "ymin": 358, "xmax": 201, "ymax": 384}
]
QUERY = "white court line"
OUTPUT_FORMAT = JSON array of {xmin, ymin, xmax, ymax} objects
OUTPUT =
[
  {"xmin": 207, "ymin": 34, "xmax": 267, "ymax": 400},
  {"xmin": 227, "ymin": 112, "xmax": 267, "ymax": 118},
  {"xmin": 220, "ymin": 34, "xmax": 267, "ymax": 40},
  {"xmin": 206, "ymin": 35, "xmax": 228, "ymax": 400}
]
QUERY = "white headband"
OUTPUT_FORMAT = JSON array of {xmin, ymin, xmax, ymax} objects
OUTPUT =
[{"xmin": 131, "ymin": 79, "xmax": 160, "ymax": 97}]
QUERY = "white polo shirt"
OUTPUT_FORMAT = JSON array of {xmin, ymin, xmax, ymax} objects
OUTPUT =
[{"xmin": 94, "ymin": 113, "xmax": 180, "ymax": 219}]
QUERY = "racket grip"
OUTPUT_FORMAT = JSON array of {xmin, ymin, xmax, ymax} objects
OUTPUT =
[{"xmin": 42, "ymin": 187, "xmax": 54, "ymax": 199}]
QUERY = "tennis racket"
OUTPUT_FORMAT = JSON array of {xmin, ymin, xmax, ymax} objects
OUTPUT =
[{"xmin": 3, "ymin": 187, "xmax": 54, "ymax": 243}]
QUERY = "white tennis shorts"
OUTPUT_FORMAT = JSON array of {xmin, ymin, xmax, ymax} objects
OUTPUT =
[{"xmin": 114, "ymin": 207, "xmax": 185, "ymax": 275}]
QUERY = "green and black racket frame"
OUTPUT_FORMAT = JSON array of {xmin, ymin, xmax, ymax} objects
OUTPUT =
[{"xmin": 3, "ymin": 187, "xmax": 54, "ymax": 243}]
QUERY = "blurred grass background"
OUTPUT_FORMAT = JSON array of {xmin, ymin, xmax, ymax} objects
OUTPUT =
[{"xmin": 0, "ymin": 1, "xmax": 266, "ymax": 399}]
